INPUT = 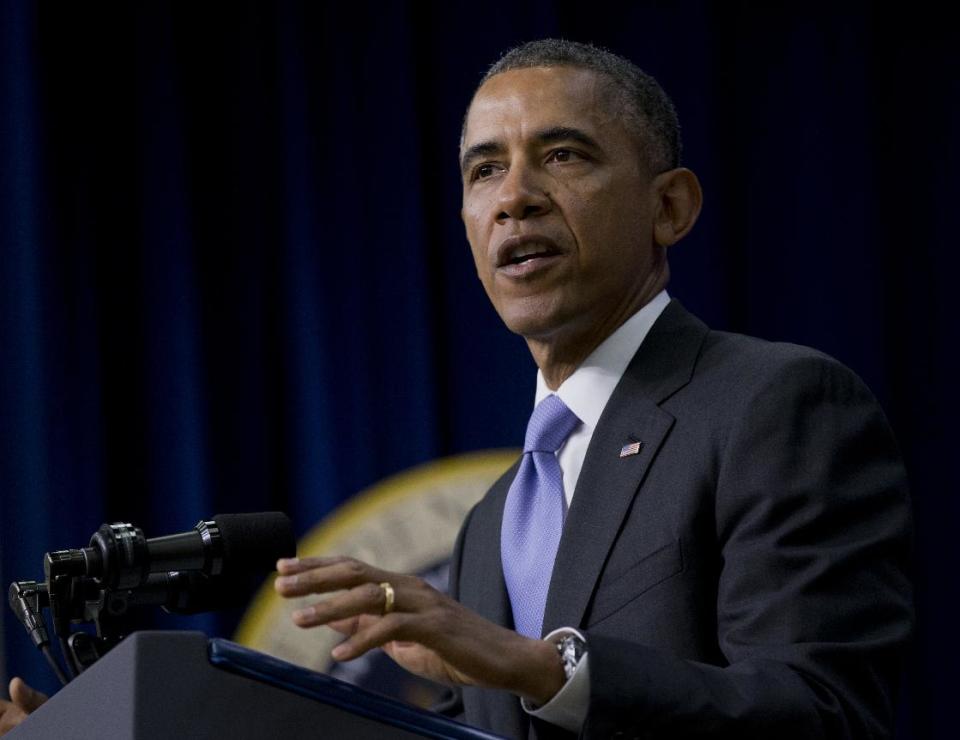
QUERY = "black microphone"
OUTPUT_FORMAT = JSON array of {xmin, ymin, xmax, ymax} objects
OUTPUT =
[{"xmin": 44, "ymin": 512, "xmax": 296, "ymax": 591}]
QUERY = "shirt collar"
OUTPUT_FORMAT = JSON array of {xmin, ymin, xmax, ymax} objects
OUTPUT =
[{"xmin": 535, "ymin": 290, "xmax": 671, "ymax": 429}]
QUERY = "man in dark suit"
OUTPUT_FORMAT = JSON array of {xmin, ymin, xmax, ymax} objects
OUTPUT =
[
  {"xmin": 451, "ymin": 298, "xmax": 912, "ymax": 738},
  {"xmin": 270, "ymin": 39, "xmax": 913, "ymax": 738},
  {"xmin": 1, "ymin": 39, "xmax": 912, "ymax": 739}
]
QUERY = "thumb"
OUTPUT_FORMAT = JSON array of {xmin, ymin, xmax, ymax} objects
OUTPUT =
[{"xmin": 9, "ymin": 678, "xmax": 47, "ymax": 712}]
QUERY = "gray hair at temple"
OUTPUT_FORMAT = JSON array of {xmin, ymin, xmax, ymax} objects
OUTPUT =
[{"xmin": 469, "ymin": 39, "xmax": 682, "ymax": 174}]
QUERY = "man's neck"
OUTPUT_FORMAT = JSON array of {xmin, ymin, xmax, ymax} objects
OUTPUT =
[{"xmin": 528, "ymin": 283, "xmax": 668, "ymax": 390}]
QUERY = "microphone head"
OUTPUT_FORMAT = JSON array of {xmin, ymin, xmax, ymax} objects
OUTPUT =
[{"xmin": 211, "ymin": 512, "xmax": 296, "ymax": 574}]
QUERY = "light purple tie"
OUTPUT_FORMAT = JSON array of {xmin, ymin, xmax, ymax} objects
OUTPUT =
[{"xmin": 501, "ymin": 394, "xmax": 581, "ymax": 638}]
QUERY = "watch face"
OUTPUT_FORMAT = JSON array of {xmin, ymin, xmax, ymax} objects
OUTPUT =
[{"xmin": 558, "ymin": 634, "xmax": 586, "ymax": 679}]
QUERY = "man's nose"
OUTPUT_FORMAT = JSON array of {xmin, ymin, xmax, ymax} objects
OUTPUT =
[{"xmin": 495, "ymin": 164, "xmax": 551, "ymax": 222}]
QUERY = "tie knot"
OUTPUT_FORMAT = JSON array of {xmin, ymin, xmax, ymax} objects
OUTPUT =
[{"xmin": 524, "ymin": 395, "xmax": 580, "ymax": 453}]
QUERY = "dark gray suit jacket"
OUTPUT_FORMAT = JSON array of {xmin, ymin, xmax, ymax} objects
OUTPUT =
[{"xmin": 447, "ymin": 301, "xmax": 913, "ymax": 739}]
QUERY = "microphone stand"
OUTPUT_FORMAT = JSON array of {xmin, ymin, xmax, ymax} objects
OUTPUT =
[
  {"xmin": 7, "ymin": 582, "xmax": 67, "ymax": 686},
  {"xmin": 10, "ymin": 570, "xmax": 245, "ymax": 682},
  {"xmin": 7, "ymin": 513, "xmax": 294, "ymax": 684}
]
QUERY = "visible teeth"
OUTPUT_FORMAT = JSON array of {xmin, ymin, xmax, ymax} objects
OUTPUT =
[
  {"xmin": 501, "ymin": 241, "xmax": 558, "ymax": 267},
  {"xmin": 513, "ymin": 245, "xmax": 544, "ymax": 259}
]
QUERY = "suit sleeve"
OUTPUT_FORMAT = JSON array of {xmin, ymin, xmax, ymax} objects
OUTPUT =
[{"xmin": 582, "ymin": 354, "xmax": 913, "ymax": 740}]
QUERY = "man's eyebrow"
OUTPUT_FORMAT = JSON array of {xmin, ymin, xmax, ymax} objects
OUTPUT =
[{"xmin": 534, "ymin": 126, "xmax": 600, "ymax": 150}]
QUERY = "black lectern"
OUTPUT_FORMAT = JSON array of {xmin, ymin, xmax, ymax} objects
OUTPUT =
[{"xmin": 11, "ymin": 632, "xmax": 503, "ymax": 739}]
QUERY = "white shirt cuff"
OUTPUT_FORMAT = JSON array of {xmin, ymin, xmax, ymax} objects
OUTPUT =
[{"xmin": 520, "ymin": 627, "xmax": 589, "ymax": 734}]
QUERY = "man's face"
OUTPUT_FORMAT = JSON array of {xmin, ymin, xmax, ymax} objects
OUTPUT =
[{"xmin": 461, "ymin": 66, "xmax": 663, "ymax": 347}]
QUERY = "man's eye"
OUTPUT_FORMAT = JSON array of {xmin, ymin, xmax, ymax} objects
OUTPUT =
[
  {"xmin": 474, "ymin": 164, "xmax": 498, "ymax": 180},
  {"xmin": 548, "ymin": 149, "xmax": 579, "ymax": 163}
]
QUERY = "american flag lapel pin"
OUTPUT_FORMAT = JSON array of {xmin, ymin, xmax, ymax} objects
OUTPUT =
[{"xmin": 619, "ymin": 440, "xmax": 643, "ymax": 458}]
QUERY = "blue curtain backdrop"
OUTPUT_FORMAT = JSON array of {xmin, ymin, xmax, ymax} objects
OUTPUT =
[{"xmin": 1, "ymin": 1, "xmax": 956, "ymax": 737}]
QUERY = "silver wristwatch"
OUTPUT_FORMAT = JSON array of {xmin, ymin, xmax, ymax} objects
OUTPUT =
[{"xmin": 556, "ymin": 633, "xmax": 587, "ymax": 680}]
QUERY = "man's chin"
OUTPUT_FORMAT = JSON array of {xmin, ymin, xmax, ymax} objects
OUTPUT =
[
  {"xmin": 498, "ymin": 309, "xmax": 563, "ymax": 340},
  {"xmin": 498, "ymin": 305, "xmax": 579, "ymax": 346}
]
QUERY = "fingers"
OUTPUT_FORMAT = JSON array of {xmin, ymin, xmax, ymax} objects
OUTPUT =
[
  {"xmin": 324, "ymin": 582, "xmax": 456, "ymax": 661},
  {"xmin": 0, "ymin": 704, "xmax": 29, "ymax": 735},
  {"xmin": 326, "ymin": 616, "xmax": 363, "ymax": 635},
  {"xmin": 275, "ymin": 555, "xmax": 454, "ymax": 666},
  {"xmin": 291, "ymin": 582, "xmax": 388, "ymax": 627},
  {"xmin": 331, "ymin": 612, "xmax": 409, "ymax": 661},
  {"xmin": 276, "ymin": 556, "xmax": 348, "ymax": 575},
  {"xmin": 9, "ymin": 678, "xmax": 46, "ymax": 712},
  {"xmin": 275, "ymin": 554, "xmax": 561, "ymax": 698},
  {"xmin": 0, "ymin": 678, "xmax": 44, "ymax": 733},
  {"xmin": 274, "ymin": 557, "xmax": 391, "ymax": 598}
]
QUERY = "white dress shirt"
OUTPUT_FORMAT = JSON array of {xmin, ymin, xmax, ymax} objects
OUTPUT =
[{"xmin": 522, "ymin": 290, "xmax": 671, "ymax": 732}]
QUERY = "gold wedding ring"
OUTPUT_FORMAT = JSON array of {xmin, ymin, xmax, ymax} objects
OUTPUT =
[{"xmin": 379, "ymin": 581, "xmax": 395, "ymax": 615}]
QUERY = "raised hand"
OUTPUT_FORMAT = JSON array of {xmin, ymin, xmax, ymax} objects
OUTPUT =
[{"xmin": 274, "ymin": 556, "xmax": 563, "ymax": 705}]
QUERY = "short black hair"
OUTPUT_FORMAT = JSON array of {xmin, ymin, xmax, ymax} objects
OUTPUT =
[{"xmin": 469, "ymin": 39, "xmax": 681, "ymax": 172}]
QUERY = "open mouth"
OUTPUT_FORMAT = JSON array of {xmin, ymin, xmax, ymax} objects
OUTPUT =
[
  {"xmin": 496, "ymin": 237, "xmax": 563, "ymax": 269},
  {"xmin": 506, "ymin": 247, "xmax": 559, "ymax": 265}
]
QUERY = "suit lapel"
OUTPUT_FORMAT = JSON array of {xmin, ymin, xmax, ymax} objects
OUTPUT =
[
  {"xmin": 469, "ymin": 463, "xmax": 517, "ymax": 629},
  {"xmin": 542, "ymin": 301, "xmax": 709, "ymax": 633},
  {"xmin": 542, "ymin": 398, "xmax": 674, "ymax": 633}
]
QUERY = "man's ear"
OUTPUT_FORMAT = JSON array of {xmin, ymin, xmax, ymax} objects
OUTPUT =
[{"xmin": 652, "ymin": 168, "xmax": 703, "ymax": 247}]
